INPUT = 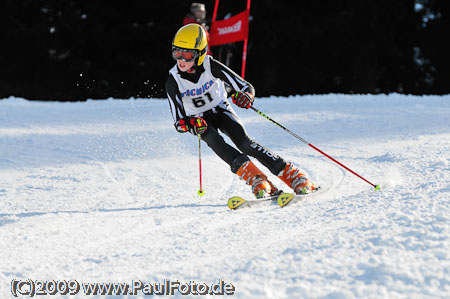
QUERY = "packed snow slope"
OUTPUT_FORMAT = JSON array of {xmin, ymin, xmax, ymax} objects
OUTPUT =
[{"xmin": 1, "ymin": 94, "xmax": 449, "ymax": 298}]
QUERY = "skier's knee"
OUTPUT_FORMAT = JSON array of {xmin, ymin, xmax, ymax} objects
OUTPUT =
[{"xmin": 235, "ymin": 138, "xmax": 254, "ymax": 154}]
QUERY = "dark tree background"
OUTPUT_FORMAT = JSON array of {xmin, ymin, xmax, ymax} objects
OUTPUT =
[{"xmin": 0, "ymin": 0, "xmax": 449, "ymax": 101}]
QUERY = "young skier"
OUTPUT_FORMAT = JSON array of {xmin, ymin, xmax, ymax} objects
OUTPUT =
[{"xmin": 166, "ymin": 23, "xmax": 316, "ymax": 198}]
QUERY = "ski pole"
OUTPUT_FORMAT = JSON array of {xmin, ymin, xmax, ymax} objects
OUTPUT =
[
  {"xmin": 251, "ymin": 106, "xmax": 380, "ymax": 190},
  {"xmin": 197, "ymin": 134, "xmax": 205, "ymax": 196}
]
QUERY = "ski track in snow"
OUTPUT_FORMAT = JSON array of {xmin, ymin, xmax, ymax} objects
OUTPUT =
[{"xmin": 0, "ymin": 94, "xmax": 449, "ymax": 298}]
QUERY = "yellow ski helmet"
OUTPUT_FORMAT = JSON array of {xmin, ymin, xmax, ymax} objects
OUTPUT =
[{"xmin": 172, "ymin": 24, "xmax": 208, "ymax": 66}]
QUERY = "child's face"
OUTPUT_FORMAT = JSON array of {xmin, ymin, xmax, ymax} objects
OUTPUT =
[
  {"xmin": 177, "ymin": 59, "xmax": 195, "ymax": 72},
  {"xmin": 193, "ymin": 9, "xmax": 206, "ymax": 20}
]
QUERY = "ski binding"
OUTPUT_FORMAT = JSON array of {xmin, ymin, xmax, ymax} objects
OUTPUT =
[{"xmin": 228, "ymin": 188, "xmax": 321, "ymax": 210}]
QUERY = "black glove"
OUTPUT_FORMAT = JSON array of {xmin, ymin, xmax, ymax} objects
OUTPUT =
[
  {"xmin": 232, "ymin": 91, "xmax": 254, "ymax": 109},
  {"xmin": 176, "ymin": 117, "xmax": 207, "ymax": 135}
]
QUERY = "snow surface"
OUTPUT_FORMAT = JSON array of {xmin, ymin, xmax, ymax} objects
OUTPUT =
[{"xmin": 0, "ymin": 94, "xmax": 449, "ymax": 298}]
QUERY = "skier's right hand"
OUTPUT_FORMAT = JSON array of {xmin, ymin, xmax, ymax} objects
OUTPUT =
[{"xmin": 176, "ymin": 117, "xmax": 207, "ymax": 135}]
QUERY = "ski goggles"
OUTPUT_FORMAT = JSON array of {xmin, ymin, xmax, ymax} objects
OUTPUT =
[{"xmin": 172, "ymin": 47, "xmax": 198, "ymax": 62}]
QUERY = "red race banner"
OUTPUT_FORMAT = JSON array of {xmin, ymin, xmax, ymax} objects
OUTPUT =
[{"xmin": 209, "ymin": 10, "xmax": 249, "ymax": 46}]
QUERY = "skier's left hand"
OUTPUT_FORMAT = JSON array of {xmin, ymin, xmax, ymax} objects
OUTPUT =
[{"xmin": 232, "ymin": 91, "xmax": 254, "ymax": 109}]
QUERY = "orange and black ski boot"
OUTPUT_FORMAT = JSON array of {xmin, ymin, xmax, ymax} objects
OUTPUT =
[
  {"xmin": 236, "ymin": 161, "xmax": 278, "ymax": 199},
  {"xmin": 277, "ymin": 162, "xmax": 316, "ymax": 194}
]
